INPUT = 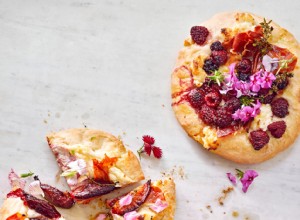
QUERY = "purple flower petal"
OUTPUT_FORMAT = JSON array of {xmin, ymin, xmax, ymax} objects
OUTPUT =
[
  {"xmin": 226, "ymin": 172, "xmax": 237, "ymax": 185},
  {"xmin": 240, "ymin": 170, "xmax": 258, "ymax": 193}
]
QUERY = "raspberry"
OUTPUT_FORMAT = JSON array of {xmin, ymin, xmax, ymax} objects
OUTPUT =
[
  {"xmin": 199, "ymin": 104, "xmax": 216, "ymax": 125},
  {"xmin": 190, "ymin": 26, "xmax": 209, "ymax": 45},
  {"xmin": 260, "ymin": 92, "xmax": 276, "ymax": 104},
  {"xmin": 258, "ymin": 88, "xmax": 270, "ymax": 96},
  {"xmin": 267, "ymin": 121, "xmax": 286, "ymax": 138},
  {"xmin": 187, "ymin": 88, "xmax": 205, "ymax": 109},
  {"xmin": 214, "ymin": 107, "xmax": 233, "ymax": 128},
  {"xmin": 211, "ymin": 50, "xmax": 228, "ymax": 65},
  {"xmin": 237, "ymin": 72, "xmax": 250, "ymax": 81},
  {"xmin": 204, "ymin": 91, "xmax": 222, "ymax": 108},
  {"xmin": 236, "ymin": 59, "xmax": 252, "ymax": 74},
  {"xmin": 224, "ymin": 97, "xmax": 241, "ymax": 113},
  {"xmin": 210, "ymin": 41, "xmax": 224, "ymax": 51},
  {"xmin": 271, "ymin": 98, "xmax": 289, "ymax": 118},
  {"xmin": 203, "ymin": 58, "xmax": 219, "ymax": 74},
  {"xmin": 249, "ymin": 129, "xmax": 270, "ymax": 150}
]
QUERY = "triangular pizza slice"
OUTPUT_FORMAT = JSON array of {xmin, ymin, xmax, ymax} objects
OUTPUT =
[{"xmin": 46, "ymin": 128, "xmax": 145, "ymax": 203}]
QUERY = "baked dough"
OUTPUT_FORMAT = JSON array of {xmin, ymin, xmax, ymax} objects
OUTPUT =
[
  {"xmin": 171, "ymin": 12, "xmax": 300, "ymax": 164},
  {"xmin": 47, "ymin": 128, "xmax": 145, "ymax": 200},
  {"xmin": 103, "ymin": 178, "xmax": 176, "ymax": 220}
]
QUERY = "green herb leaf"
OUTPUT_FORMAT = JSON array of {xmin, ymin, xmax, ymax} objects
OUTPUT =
[
  {"xmin": 207, "ymin": 70, "xmax": 225, "ymax": 86},
  {"xmin": 61, "ymin": 170, "xmax": 77, "ymax": 177},
  {"xmin": 235, "ymin": 168, "xmax": 244, "ymax": 179},
  {"xmin": 20, "ymin": 171, "xmax": 34, "ymax": 178},
  {"xmin": 253, "ymin": 18, "xmax": 273, "ymax": 55},
  {"xmin": 239, "ymin": 96, "xmax": 254, "ymax": 106}
]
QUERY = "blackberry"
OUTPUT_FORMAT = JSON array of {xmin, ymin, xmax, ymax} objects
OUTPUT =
[
  {"xmin": 224, "ymin": 97, "xmax": 241, "ymax": 113},
  {"xmin": 203, "ymin": 58, "xmax": 219, "ymax": 74},
  {"xmin": 214, "ymin": 107, "xmax": 233, "ymax": 128},
  {"xmin": 211, "ymin": 50, "xmax": 228, "ymax": 65},
  {"xmin": 237, "ymin": 72, "xmax": 250, "ymax": 81},
  {"xmin": 210, "ymin": 41, "xmax": 224, "ymax": 51},
  {"xmin": 187, "ymin": 88, "xmax": 205, "ymax": 109},
  {"xmin": 199, "ymin": 104, "xmax": 216, "ymax": 125}
]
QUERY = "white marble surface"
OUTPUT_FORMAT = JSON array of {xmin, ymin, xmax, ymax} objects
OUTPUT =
[{"xmin": 0, "ymin": 0, "xmax": 300, "ymax": 219}]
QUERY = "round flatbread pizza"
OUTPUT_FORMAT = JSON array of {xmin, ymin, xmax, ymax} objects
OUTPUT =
[{"xmin": 171, "ymin": 12, "xmax": 300, "ymax": 164}]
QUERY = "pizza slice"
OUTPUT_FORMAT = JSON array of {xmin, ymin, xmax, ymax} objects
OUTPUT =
[
  {"xmin": 46, "ymin": 128, "xmax": 145, "ymax": 203},
  {"xmin": 0, "ymin": 171, "xmax": 66, "ymax": 220},
  {"xmin": 94, "ymin": 178, "xmax": 176, "ymax": 220}
]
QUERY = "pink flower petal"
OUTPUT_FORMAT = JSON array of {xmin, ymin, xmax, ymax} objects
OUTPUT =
[
  {"xmin": 150, "ymin": 198, "xmax": 168, "ymax": 213},
  {"xmin": 119, "ymin": 194, "xmax": 133, "ymax": 207},
  {"xmin": 241, "ymin": 170, "xmax": 259, "ymax": 193},
  {"xmin": 123, "ymin": 211, "xmax": 141, "ymax": 220},
  {"xmin": 28, "ymin": 180, "xmax": 44, "ymax": 197},
  {"xmin": 8, "ymin": 169, "xmax": 26, "ymax": 189},
  {"xmin": 226, "ymin": 173, "xmax": 237, "ymax": 185},
  {"xmin": 66, "ymin": 175, "xmax": 78, "ymax": 186}
]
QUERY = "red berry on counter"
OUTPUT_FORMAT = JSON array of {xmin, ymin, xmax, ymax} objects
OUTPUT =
[
  {"xmin": 267, "ymin": 121, "xmax": 286, "ymax": 138},
  {"xmin": 249, "ymin": 129, "xmax": 270, "ymax": 150},
  {"xmin": 190, "ymin": 26, "xmax": 209, "ymax": 45},
  {"xmin": 271, "ymin": 98, "xmax": 289, "ymax": 118}
]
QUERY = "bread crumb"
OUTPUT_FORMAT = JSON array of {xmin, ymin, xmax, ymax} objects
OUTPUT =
[
  {"xmin": 43, "ymin": 119, "xmax": 48, "ymax": 124},
  {"xmin": 161, "ymin": 165, "xmax": 187, "ymax": 180},
  {"xmin": 218, "ymin": 186, "xmax": 234, "ymax": 206},
  {"xmin": 232, "ymin": 211, "xmax": 239, "ymax": 217},
  {"xmin": 206, "ymin": 205, "xmax": 213, "ymax": 213}
]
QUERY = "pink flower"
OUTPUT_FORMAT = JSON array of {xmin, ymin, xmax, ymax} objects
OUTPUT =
[
  {"xmin": 260, "ymin": 71, "xmax": 276, "ymax": 89},
  {"xmin": 226, "ymin": 173, "xmax": 237, "ymax": 185},
  {"xmin": 250, "ymin": 70, "xmax": 276, "ymax": 92},
  {"xmin": 95, "ymin": 214, "xmax": 107, "ymax": 220},
  {"xmin": 8, "ymin": 169, "xmax": 26, "ymax": 189},
  {"xmin": 28, "ymin": 180, "xmax": 44, "ymax": 197},
  {"xmin": 123, "ymin": 211, "xmax": 141, "ymax": 220},
  {"xmin": 262, "ymin": 55, "xmax": 279, "ymax": 72},
  {"xmin": 119, "ymin": 194, "xmax": 132, "ymax": 207},
  {"xmin": 150, "ymin": 198, "xmax": 168, "ymax": 213},
  {"xmin": 240, "ymin": 170, "xmax": 259, "ymax": 193},
  {"xmin": 232, "ymin": 100, "xmax": 261, "ymax": 122}
]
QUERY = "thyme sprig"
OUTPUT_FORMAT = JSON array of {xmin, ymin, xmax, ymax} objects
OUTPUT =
[
  {"xmin": 253, "ymin": 18, "xmax": 274, "ymax": 55},
  {"xmin": 207, "ymin": 70, "xmax": 225, "ymax": 86}
]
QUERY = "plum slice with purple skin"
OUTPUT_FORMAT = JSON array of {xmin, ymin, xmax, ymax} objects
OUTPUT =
[{"xmin": 109, "ymin": 180, "xmax": 151, "ymax": 216}]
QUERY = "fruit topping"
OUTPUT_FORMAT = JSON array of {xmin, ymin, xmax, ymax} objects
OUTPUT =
[
  {"xmin": 224, "ymin": 97, "xmax": 241, "ymax": 113},
  {"xmin": 210, "ymin": 41, "xmax": 224, "ymax": 51},
  {"xmin": 199, "ymin": 104, "xmax": 216, "ymax": 125},
  {"xmin": 187, "ymin": 88, "xmax": 205, "ymax": 109},
  {"xmin": 249, "ymin": 129, "xmax": 270, "ymax": 150},
  {"xmin": 211, "ymin": 50, "xmax": 228, "ymax": 65},
  {"xmin": 237, "ymin": 72, "xmax": 250, "ymax": 81},
  {"xmin": 236, "ymin": 59, "xmax": 252, "ymax": 74},
  {"xmin": 190, "ymin": 26, "xmax": 209, "ymax": 45},
  {"xmin": 109, "ymin": 180, "xmax": 151, "ymax": 216},
  {"xmin": 214, "ymin": 107, "xmax": 233, "ymax": 128},
  {"xmin": 267, "ymin": 121, "xmax": 286, "ymax": 138},
  {"xmin": 260, "ymin": 92, "xmax": 276, "ymax": 104},
  {"xmin": 271, "ymin": 97, "xmax": 289, "ymax": 118},
  {"xmin": 204, "ymin": 91, "xmax": 222, "ymax": 108},
  {"xmin": 203, "ymin": 58, "xmax": 219, "ymax": 74}
]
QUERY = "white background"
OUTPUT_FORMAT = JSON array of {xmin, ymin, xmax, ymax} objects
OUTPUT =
[{"xmin": 0, "ymin": 0, "xmax": 300, "ymax": 219}]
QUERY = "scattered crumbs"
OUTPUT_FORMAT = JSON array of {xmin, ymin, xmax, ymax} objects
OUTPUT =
[
  {"xmin": 43, "ymin": 119, "xmax": 48, "ymax": 124},
  {"xmin": 122, "ymin": 131, "xmax": 126, "ymax": 136},
  {"xmin": 232, "ymin": 211, "xmax": 239, "ymax": 217},
  {"xmin": 206, "ymin": 205, "xmax": 213, "ymax": 213},
  {"xmin": 48, "ymin": 111, "xmax": 51, "ymax": 117},
  {"xmin": 117, "ymin": 135, "xmax": 122, "ymax": 140},
  {"xmin": 83, "ymin": 123, "xmax": 87, "ymax": 128},
  {"xmin": 218, "ymin": 186, "xmax": 234, "ymax": 206},
  {"xmin": 55, "ymin": 112, "xmax": 61, "ymax": 118},
  {"xmin": 161, "ymin": 165, "xmax": 187, "ymax": 180},
  {"xmin": 244, "ymin": 217, "xmax": 249, "ymax": 220},
  {"xmin": 162, "ymin": 104, "xmax": 165, "ymax": 107},
  {"xmin": 186, "ymin": 200, "xmax": 189, "ymax": 203}
]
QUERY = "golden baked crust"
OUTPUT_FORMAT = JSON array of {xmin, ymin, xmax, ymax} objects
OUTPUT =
[
  {"xmin": 47, "ymin": 128, "xmax": 144, "ymax": 186},
  {"xmin": 171, "ymin": 12, "xmax": 300, "ymax": 164}
]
